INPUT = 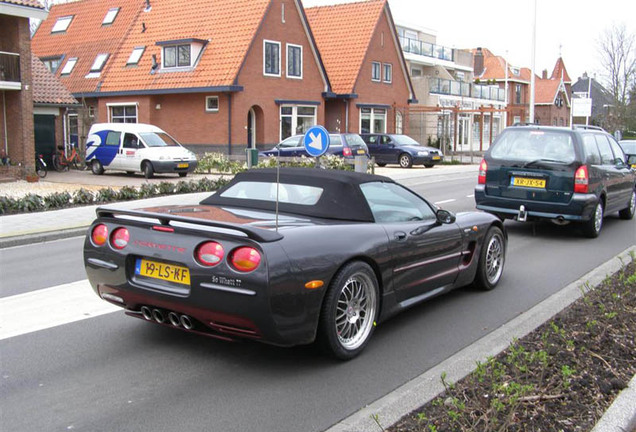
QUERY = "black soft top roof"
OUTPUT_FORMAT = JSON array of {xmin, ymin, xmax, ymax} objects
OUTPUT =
[{"xmin": 200, "ymin": 167, "xmax": 394, "ymax": 222}]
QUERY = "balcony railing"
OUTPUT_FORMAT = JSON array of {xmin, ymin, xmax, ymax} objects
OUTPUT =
[
  {"xmin": 0, "ymin": 52, "xmax": 21, "ymax": 83},
  {"xmin": 429, "ymin": 78, "xmax": 506, "ymax": 102},
  {"xmin": 399, "ymin": 36, "xmax": 454, "ymax": 62}
]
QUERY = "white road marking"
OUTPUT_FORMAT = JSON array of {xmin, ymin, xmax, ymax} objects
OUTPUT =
[
  {"xmin": 434, "ymin": 199, "xmax": 456, "ymax": 205},
  {"xmin": 466, "ymin": 194, "xmax": 475, "ymax": 198},
  {"xmin": 0, "ymin": 280, "xmax": 120, "ymax": 341}
]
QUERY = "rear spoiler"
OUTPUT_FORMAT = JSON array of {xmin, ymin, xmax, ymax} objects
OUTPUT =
[{"xmin": 95, "ymin": 207, "xmax": 284, "ymax": 243}]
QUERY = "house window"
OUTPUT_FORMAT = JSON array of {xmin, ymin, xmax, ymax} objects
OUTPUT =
[
  {"xmin": 127, "ymin": 47, "xmax": 145, "ymax": 65},
  {"xmin": 60, "ymin": 57, "xmax": 77, "ymax": 75},
  {"xmin": 286, "ymin": 44, "xmax": 302, "ymax": 79},
  {"xmin": 280, "ymin": 105, "xmax": 316, "ymax": 140},
  {"xmin": 411, "ymin": 67, "xmax": 422, "ymax": 77},
  {"xmin": 515, "ymin": 84, "xmax": 522, "ymax": 104},
  {"xmin": 88, "ymin": 106, "xmax": 95, "ymax": 118},
  {"xmin": 51, "ymin": 16, "xmax": 73, "ymax": 33},
  {"xmin": 163, "ymin": 44, "xmax": 191, "ymax": 68},
  {"xmin": 360, "ymin": 107, "xmax": 386, "ymax": 133},
  {"xmin": 102, "ymin": 8, "xmax": 119, "ymax": 25},
  {"xmin": 264, "ymin": 40, "xmax": 281, "ymax": 77},
  {"xmin": 42, "ymin": 57, "xmax": 63, "ymax": 73},
  {"xmin": 90, "ymin": 53, "xmax": 109, "ymax": 72},
  {"xmin": 371, "ymin": 62, "xmax": 381, "ymax": 81},
  {"xmin": 383, "ymin": 63, "xmax": 392, "ymax": 83},
  {"xmin": 109, "ymin": 104, "xmax": 138, "ymax": 123},
  {"xmin": 205, "ymin": 96, "xmax": 219, "ymax": 112}
]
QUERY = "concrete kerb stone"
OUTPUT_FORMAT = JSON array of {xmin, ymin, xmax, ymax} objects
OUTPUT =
[{"xmin": 325, "ymin": 246, "xmax": 636, "ymax": 432}]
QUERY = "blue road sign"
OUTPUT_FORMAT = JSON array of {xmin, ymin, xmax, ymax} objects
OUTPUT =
[{"xmin": 303, "ymin": 125, "xmax": 330, "ymax": 157}]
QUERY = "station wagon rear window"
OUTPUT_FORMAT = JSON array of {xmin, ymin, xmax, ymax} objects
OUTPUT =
[
  {"xmin": 491, "ymin": 130, "xmax": 575, "ymax": 164},
  {"xmin": 220, "ymin": 181, "xmax": 323, "ymax": 205}
]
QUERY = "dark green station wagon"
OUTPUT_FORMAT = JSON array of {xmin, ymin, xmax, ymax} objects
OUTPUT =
[{"xmin": 475, "ymin": 125, "xmax": 636, "ymax": 237}]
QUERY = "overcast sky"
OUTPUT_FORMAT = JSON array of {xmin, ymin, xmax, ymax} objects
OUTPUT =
[{"xmin": 302, "ymin": 0, "xmax": 636, "ymax": 84}]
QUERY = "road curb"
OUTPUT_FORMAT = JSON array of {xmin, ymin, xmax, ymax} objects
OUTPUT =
[
  {"xmin": 324, "ymin": 246, "xmax": 636, "ymax": 432},
  {"xmin": 0, "ymin": 227, "xmax": 88, "ymax": 248}
]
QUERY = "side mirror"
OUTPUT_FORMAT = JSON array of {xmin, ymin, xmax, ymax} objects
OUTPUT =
[{"xmin": 436, "ymin": 209, "xmax": 456, "ymax": 224}]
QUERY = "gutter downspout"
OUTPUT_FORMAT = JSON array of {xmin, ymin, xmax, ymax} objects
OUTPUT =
[
  {"xmin": 2, "ymin": 91, "xmax": 8, "ymax": 156},
  {"xmin": 228, "ymin": 93, "xmax": 232, "ymax": 155},
  {"xmin": 345, "ymin": 100, "xmax": 349, "ymax": 132}
]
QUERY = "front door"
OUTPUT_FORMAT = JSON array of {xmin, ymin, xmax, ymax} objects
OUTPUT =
[{"xmin": 34, "ymin": 114, "xmax": 56, "ymax": 165}]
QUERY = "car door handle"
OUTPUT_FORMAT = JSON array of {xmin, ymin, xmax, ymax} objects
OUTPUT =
[{"xmin": 394, "ymin": 231, "xmax": 407, "ymax": 241}]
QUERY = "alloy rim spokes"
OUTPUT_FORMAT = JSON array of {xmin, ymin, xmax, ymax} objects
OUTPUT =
[
  {"xmin": 486, "ymin": 234, "xmax": 504, "ymax": 284},
  {"xmin": 335, "ymin": 273, "xmax": 376, "ymax": 350},
  {"xmin": 595, "ymin": 203, "xmax": 603, "ymax": 233}
]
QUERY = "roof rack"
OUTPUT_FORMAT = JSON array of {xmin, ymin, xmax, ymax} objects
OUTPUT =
[{"xmin": 572, "ymin": 124, "xmax": 605, "ymax": 132}]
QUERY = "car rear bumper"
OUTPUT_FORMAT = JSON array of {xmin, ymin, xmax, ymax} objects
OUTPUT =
[{"xmin": 474, "ymin": 184, "xmax": 598, "ymax": 221}]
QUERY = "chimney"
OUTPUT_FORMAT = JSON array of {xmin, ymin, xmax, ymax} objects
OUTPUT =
[
  {"xmin": 473, "ymin": 47, "xmax": 484, "ymax": 77},
  {"xmin": 542, "ymin": 69, "xmax": 548, "ymax": 79}
]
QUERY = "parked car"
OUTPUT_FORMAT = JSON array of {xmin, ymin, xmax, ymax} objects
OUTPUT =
[
  {"xmin": 260, "ymin": 133, "xmax": 369, "ymax": 159},
  {"xmin": 475, "ymin": 125, "xmax": 636, "ymax": 238},
  {"xmin": 360, "ymin": 133, "xmax": 443, "ymax": 168},
  {"xmin": 619, "ymin": 139, "xmax": 636, "ymax": 168},
  {"xmin": 86, "ymin": 123, "xmax": 198, "ymax": 179},
  {"xmin": 84, "ymin": 167, "xmax": 506, "ymax": 360}
]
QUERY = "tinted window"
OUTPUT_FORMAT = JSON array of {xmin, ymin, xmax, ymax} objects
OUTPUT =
[
  {"xmin": 122, "ymin": 133, "xmax": 139, "ymax": 149},
  {"xmin": 608, "ymin": 138, "xmax": 626, "ymax": 165},
  {"xmin": 582, "ymin": 135, "xmax": 601, "ymax": 164},
  {"xmin": 360, "ymin": 182, "xmax": 436, "ymax": 223},
  {"xmin": 330, "ymin": 135, "xmax": 342, "ymax": 145},
  {"xmin": 105, "ymin": 131, "xmax": 121, "ymax": 146},
  {"xmin": 594, "ymin": 135, "xmax": 614, "ymax": 165},
  {"xmin": 490, "ymin": 129, "xmax": 575, "ymax": 163},
  {"xmin": 220, "ymin": 181, "xmax": 323, "ymax": 205}
]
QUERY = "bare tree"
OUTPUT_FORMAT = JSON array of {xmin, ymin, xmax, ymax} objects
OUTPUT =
[{"xmin": 597, "ymin": 23, "xmax": 636, "ymax": 132}]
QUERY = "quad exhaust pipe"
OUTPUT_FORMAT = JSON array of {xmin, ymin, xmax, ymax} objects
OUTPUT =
[{"xmin": 139, "ymin": 306, "xmax": 194, "ymax": 330}]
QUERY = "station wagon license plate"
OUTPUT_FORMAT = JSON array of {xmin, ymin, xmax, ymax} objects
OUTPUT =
[
  {"xmin": 432, "ymin": 156, "xmax": 441, "ymax": 160},
  {"xmin": 511, "ymin": 177, "xmax": 546, "ymax": 188},
  {"xmin": 356, "ymin": 149, "xmax": 366, "ymax": 155},
  {"xmin": 135, "ymin": 258, "xmax": 190, "ymax": 285},
  {"xmin": 177, "ymin": 163, "xmax": 189, "ymax": 168}
]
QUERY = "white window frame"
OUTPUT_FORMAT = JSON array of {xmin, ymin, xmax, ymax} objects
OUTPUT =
[
  {"xmin": 60, "ymin": 57, "xmax": 77, "ymax": 75},
  {"xmin": 371, "ymin": 62, "xmax": 381, "ymax": 82},
  {"xmin": 205, "ymin": 96, "xmax": 219, "ymax": 112},
  {"xmin": 51, "ymin": 16, "xmax": 73, "ymax": 33},
  {"xmin": 126, "ymin": 47, "xmax": 145, "ymax": 65},
  {"xmin": 280, "ymin": 105, "xmax": 317, "ymax": 141},
  {"xmin": 286, "ymin": 43, "xmax": 303, "ymax": 79},
  {"xmin": 102, "ymin": 7, "xmax": 119, "ymax": 25},
  {"xmin": 263, "ymin": 40, "xmax": 281, "ymax": 77},
  {"xmin": 359, "ymin": 107, "xmax": 387, "ymax": 134},
  {"xmin": 107, "ymin": 103, "xmax": 138, "ymax": 123},
  {"xmin": 383, "ymin": 63, "xmax": 392, "ymax": 83}
]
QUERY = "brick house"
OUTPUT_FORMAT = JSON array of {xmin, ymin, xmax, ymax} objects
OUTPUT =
[
  {"xmin": 305, "ymin": 0, "xmax": 415, "ymax": 135},
  {"xmin": 0, "ymin": 0, "xmax": 48, "ymax": 177},
  {"xmin": 534, "ymin": 58, "xmax": 572, "ymax": 127},
  {"xmin": 32, "ymin": 0, "xmax": 331, "ymax": 154}
]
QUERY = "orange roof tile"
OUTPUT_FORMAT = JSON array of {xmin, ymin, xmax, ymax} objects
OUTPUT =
[
  {"xmin": 305, "ymin": 0, "xmax": 386, "ymax": 95},
  {"xmin": 101, "ymin": 0, "xmax": 270, "ymax": 93},
  {"xmin": 31, "ymin": 0, "xmax": 142, "ymax": 95},
  {"xmin": 32, "ymin": 56, "xmax": 78, "ymax": 105},
  {"xmin": 535, "ymin": 79, "xmax": 561, "ymax": 104},
  {"xmin": 1, "ymin": 0, "xmax": 44, "ymax": 9},
  {"xmin": 550, "ymin": 57, "xmax": 571, "ymax": 83},
  {"xmin": 473, "ymin": 48, "xmax": 532, "ymax": 83}
]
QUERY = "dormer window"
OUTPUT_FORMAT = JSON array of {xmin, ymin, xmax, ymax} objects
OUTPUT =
[
  {"xmin": 127, "ymin": 47, "xmax": 145, "ymax": 65},
  {"xmin": 102, "ymin": 8, "xmax": 120, "ymax": 25},
  {"xmin": 512, "ymin": 67, "xmax": 520, "ymax": 76},
  {"xmin": 60, "ymin": 57, "xmax": 77, "ymax": 75},
  {"xmin": 156, "ymin": 39, "xmax": 206, "ymax": 70},
  {"xmin": 51, "ymin": 15, "xmax": 73, "ymax": 33},
  {"xmin": 41, "ymin": 56, "xmax": 63, "ymax": 73}
]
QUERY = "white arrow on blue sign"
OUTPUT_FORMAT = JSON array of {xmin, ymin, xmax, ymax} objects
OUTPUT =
[{"xmin": 303, "ymin": 125, "xmax": 330, "ymax": 157}]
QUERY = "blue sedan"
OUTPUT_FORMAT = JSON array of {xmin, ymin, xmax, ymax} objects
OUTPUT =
[
  {"xmin": 260, "ymin": 133, "xmax": 369, "ymax": 159},
  {"xmin": 360, "ymin": 134, "xmax": 443, "ymax": 168}
]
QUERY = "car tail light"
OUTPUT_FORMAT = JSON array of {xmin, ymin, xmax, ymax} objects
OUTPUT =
[
  {"xmin": 229, "ymin": 247, "xmax": 261, "ymax": 272},
  {"xmin": 110, "ymin": 227, "xmax": 130, "ymax": 250},
  {"xmin": 574, "ymin": 165, "xmax": 589, "ymax": 193},
  {"xmin": 478, "ymin": 159, "xmax": 488, "ymax": 184},
  {"xmin": 91, "ymin": 224, "xmax": 108, "ymax": 246},
  {"xmin": 343, "ymin": 147, "xmax": 352, "ymax": 157},
  {"xmin": 195, "ymin": 241, "xmax": 224, "ymax": 267}
]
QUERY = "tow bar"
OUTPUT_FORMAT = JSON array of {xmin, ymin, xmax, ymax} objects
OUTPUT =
[{"xmin": 517, "ymin": 205, "xmax": 528, "ymax": 222}]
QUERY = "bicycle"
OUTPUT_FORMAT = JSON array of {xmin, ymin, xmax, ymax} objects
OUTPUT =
[
  {"xmin": 52, "ymin": 145, "xmax": 82, "ymax": 172},
  {"xmin": 35, "ymin": 154, "xmax": 47, "ymax": 178}
]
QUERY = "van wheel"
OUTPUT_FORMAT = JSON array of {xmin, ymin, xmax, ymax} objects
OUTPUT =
[
  {"xmin": 143, "ymin": 162, "xmax": 154, "ymax": 179},
  {"xmin": 618, "ymin": 189, "xmax": 635, "ymax": 220},
  {"xmin": 582, "ymin": 200, "xmax": 603, "ymax": 238},
  {"xmin": 91, "ymin": 160, "xmax": 104, "ymax": 175}
]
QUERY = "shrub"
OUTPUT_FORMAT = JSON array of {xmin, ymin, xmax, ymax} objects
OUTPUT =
[
  {"xmin": 18, "ymin": 193, "xmax": 45, "ymax": 213},
  {"xmin": 0, "ymin": 196, "xmax": 18, "ymax": 215},
  {"xmin": 138, "ymin": 183, "xmax": 158, "ymax": 198},
  {"xmin": 117, "ymin": 186, "xmax": 139, "ymax": 201},
  {"xmin": 73, "ymin": 188, "xmax": 95, "ymax": 205},
  {"xmin": 95, "ymin": 188, "xmax": 118, "ymax": 203},
  {"xmin": 44, "ymin": 191, "xmax": 72, "ymax": 209},
  {"xmin": 156, "ymin": 182, "xmax": 175, "ymax": 195}
]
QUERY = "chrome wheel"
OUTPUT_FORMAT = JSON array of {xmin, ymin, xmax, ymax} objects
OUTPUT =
[
  {"xmin": 335, "ymin": 272, "xmax": 377, "ymax": 351},
  {"xmin": 485, "ymin": 231, "xmax": 504, "ymax": 285},
  {"xmin": 593, "ymin": 201, "xmax": 603, "ymax": 234},
  {"xmin": 399, "ymin": 153, "xmax": 412, "ymax": 168},
  {"xmin": 619, "ymin": 190, "xmax": 635, "ymax": 220}
]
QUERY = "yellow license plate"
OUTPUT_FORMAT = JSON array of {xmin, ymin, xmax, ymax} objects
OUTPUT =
[
  {"xmin": 135, "ymin": 259, "xmax": 190, "ymax": 285},
  {"xmin": 512, "ymin": 177, "xmax": 546, "ymax": 188},
  {"xmin": 356, "ymin": 149, "xmax": 366, "ymax": 155},
  {"xmin": 631, "ymin": 164, "xmax": 636, "ymax": 169},
  {"xmin": 177, "ymin": 163, "xmax": 189, "ymax": 168},
  {"xmin": 432, "ymin": 156, "xmax": 441, "ymax": 160}
]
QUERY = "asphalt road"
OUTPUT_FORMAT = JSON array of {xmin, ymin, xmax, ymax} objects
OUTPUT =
[{"xmin": 1, "ymin": 171, "xmax": 635, "ymax": 432}]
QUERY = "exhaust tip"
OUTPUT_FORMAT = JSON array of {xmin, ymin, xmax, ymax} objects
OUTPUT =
[
  {"xmin": 168, "ymin": 312, "xmax": 181, "ymax": 327},
  {"xmin": 180, "ymin": 315, "xmax": 194, "ymax": 330},
  {"xmin": 152, "ymin": 308, "xmax": 165, "ymax": 324},
  {"xmin": 141, "ymin": 306, "xmax": 153, "ymax": 321}
]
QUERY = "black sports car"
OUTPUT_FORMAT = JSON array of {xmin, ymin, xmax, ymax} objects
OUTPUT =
[{"xmin": 84, "ymin": 168, "xmax": 506, "ymax": 359}]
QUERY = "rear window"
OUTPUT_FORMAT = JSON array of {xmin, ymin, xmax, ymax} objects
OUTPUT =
[
  {"xmin": 220, "ymin": 181, "xmax": 323, "ymax": 206},
  {"xmin": 344, "ymin": 134, "xmax": 366, "ymax": 148},
  {"xmin": 490, "ymin": 130, "xmax": 575, "ymax": 163}
]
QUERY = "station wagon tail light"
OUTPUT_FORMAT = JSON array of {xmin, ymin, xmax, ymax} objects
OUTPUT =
[
  {"xmin": 343, "ymin": 147, "xmax": 352, "ymax": 157},
  {"xmin": 478, "ymin": 159, "xmax": 488, "ymax": 184},
  {"xmin": 91, "ymin": 224, "xmax": 108, "ymax": 246},
  {"xmin": 195, "ymin": 241, "xmax": 224, "ymax": 267},
  {"xmin": 230, "ymin": 247, "xmax": 261, "ymax": 272},
  {"xmin": 111, "ymin": 227, "xmax": 130, "ymax": 250},
  {"xmin": 574, "ymin": 165, "xmax": 589, "ymax": 193}
]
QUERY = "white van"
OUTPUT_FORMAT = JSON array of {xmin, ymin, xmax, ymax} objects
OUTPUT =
[{"xmin": 85, "ymin": 123, "xmax": 198, "ymax": 178}]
